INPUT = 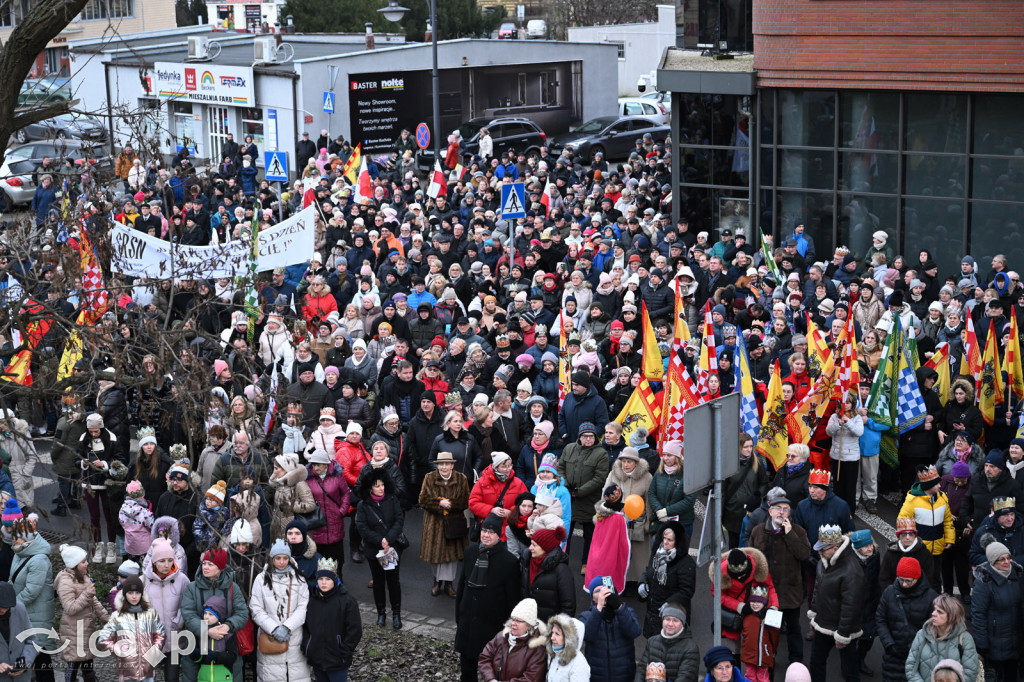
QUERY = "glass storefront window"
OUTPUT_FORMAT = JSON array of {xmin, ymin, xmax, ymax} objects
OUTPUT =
[
  {"xmin": 776, "ymin": 190, "xmax": 833, "ymax": 257},
  {"xmin": 973, "ymin": 95, "xmax": 1024, "ymax": 155},
  {"xmin": 970, "ymin": 202, "xmax": 1024, "ymax": 273},
  {"xmin": 839, "ymin": 151, "xmax": 898, "ymax": 194},
  {"xmin": 840, "ymin": 92, "xmax": 899, "ymax": 151},
  {"xmin": 779, "ymin": 149, "xmax": 834, "ymax": 190},
  {"xmin": 903, "ymin": 197, "xmax": 965, "ymax": 276},
  {"xmin": 905, "ymin": 93, "xmax": 967, "ymax": 154},
  {"xmin": 904, "ymin": 154, "xmax": 966, "ymax": 198},
  {"xmin": 972, "ymin": 157, "xmax": 1024, "ymax": 202},
  {"xmin": 779, "ymin": 90, "xmax": 835, "ymax": 148},
  {"xmin": 679, "ymin": 94, "xmax": 751, "ymax": 147},
  {"xmin": 838, "ymin": 194, "xmax": 897, "ymax": 264}
]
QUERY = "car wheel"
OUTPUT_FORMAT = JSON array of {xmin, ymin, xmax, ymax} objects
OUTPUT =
[
  {"xmin": 14, "ymin": 129, "xmax": 26, "ymax": 144},
  {"xmin": 0, "ymin": 190, "xmax": 11, "ymax": 214},
  {"xmin": 590, "ymin": 145, "xmax": 605, "ymax": 162},
  {"xmin": 525, "ymin": 147, "xmax": 540, "ymax": 162}
]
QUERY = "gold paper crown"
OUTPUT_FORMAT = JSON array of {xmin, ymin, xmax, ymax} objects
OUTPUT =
[
  {"xmin": 993, "ymin": 497, "xmax": 1016, "ymax": 513},
  {"xmin": 816, "ymin": 524, "xmax": 843, "ymax": 546}
]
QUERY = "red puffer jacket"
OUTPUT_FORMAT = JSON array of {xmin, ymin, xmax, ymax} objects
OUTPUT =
[
  {"xmin": 335, "ymin": 439, "xmax": 370, "ymax": 512},
  {"xmin": 468, "ymin": 465, "xmax": 528, "ymax": 540}
]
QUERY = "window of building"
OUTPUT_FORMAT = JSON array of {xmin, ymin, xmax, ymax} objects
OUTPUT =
[
  {"xmin": 241, "ymin": 108, "xmax": 264, "ymax": 152},
  {"xmin": 170, "ymin": 102, "xmax": 195, "ymax": 154},
  {"xmin": 540, "ymin": 71, "xmax": 557, "ymax": 106},
  {"xmin": 605, "ymin": 40, "xmax": 625, "ymax": 60},
  {"xmin": 44, "ymin": 47, "xmax": 68, "ymax": 77},
  {"xmin": 0, "ymin": 4, "xmax": 13, "ymax": 26},
  {"xmin": 81, "ymin": 0, "xmax": 135, "ymax": 21}
]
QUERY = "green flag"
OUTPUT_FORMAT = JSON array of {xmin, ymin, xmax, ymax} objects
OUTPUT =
[
  {"xmin": 759, "ymin": 227, "xmax": 783, "ymax": 283},
  {"xmin": 244, "ymin": 221, "xmax": 260, "ymax": 344}
]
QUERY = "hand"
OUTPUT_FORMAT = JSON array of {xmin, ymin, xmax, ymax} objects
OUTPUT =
[
  {"xmin": 381, "ymin": 538, "xmax": 390, "ymax": 551},
  {"xmin": 637, "ymin": 583, "xmax": 649, "ymax": 599},
  {"xmin": 937, "ymin": 429, "xmax": 945, "ymax": 441},
  {"xmin": 209, "ymin": 624, "xmax": 229, "ymax": 640},
  {"xmin": 656, "ymin": 509, "xmax": 668, "ymax": 522},
  {"xmin": 736, "ymin": 602, "xmax": 748, "ymax": 615},
  {"xmin": 492, "ymin": 507, "xmax": 509, "ymax": 518},
  {"xmin": 9, "ymin": 669, "xmax": 24, "ymax": 676},
  {"xmin": 271, "ymin": 626, "xmax": 290, "ymax": 642},
  {"xmin": 953, "ymin": 422, "xmax": 965, "ymax": 431},
  {"xmin": 440, "ymin": 498, "xmax": 451, "ymax": 510},
  {"xmin": 836, "ymin": 641, "xmax": 847, "ymax": 650},
  {"xmin": 781, "ymin": 518, "xmax": 792, "ymax": 534},
  {"xmin": 857, "ymin": 407, "xmax": 867, "ymax": 417},
  {"xmin": 963, "ymin": 525, "xmax": 973, "ymax": 538},
  {"xmin": 91, "ymin": 460, "xmax": 104, "ymax": 468},
  {"xmin": 0, "ymin": 663, "xmax": 13, "ymax": 674},
  {"xmin": 945, "ymin": 543, "xmax": 953, "ymax": 550}
]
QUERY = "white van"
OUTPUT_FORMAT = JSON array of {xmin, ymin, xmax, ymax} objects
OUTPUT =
[{"xmin": 526, "ymin": 19, "xmax": 547, "ymax": 38}]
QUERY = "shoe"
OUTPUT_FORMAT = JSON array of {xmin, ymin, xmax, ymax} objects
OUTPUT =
[
  {"xmin": 105, "ymin": 542, "xmax": 119, "ymax": 564},
  {"xmin": 392, "ymin": 613, "xmax": 402, "ymax": 630},
  {"xmin": 51, "ymin": 496, "xmax": 59, "ymax": 504},
  {"xmin": 352, "ymin": 551, "xmax": 364, "ymax": 564},
  {"xmin": 431, "ymin": 580, "xmax": 440, "ymax": 597},
  {"xmin": 580, "ymin": 563, "xmax": 587, "ymax": 576},
  {"xmin": 51, "ymin": 506, "xmax": 67, "ymax": 517},
  {"xmin": 864, "ymin": 500, "xmax": 878, "ymax": 515},
  {"xmin": 68, "ymin": 500, "xmax": 81, "ymax": 510},
  {"xmin": 367, "ymin": 579, "xmax": 374, "ymax": 588},
  {"xmin": 860, "ymin": 662, "xmax": 874, "ymax": 677},
  {"xmin": 92, "ymin": 544, "xmax": 104, "ymax": 563},
  {"xmin": 376, "ymin": 612, "xmax": 386, "ymax": 628},
  {"xmin": 446, "ymin": 581, "xmax": 457, "ymax": 598}
]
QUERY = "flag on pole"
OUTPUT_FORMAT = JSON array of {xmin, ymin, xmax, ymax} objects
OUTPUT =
[
  {"xmin": 979, "ymin": 322, "xmax": 1005, "ymax": 426},
  {"xmin": 244, "ymin": 219, "xmax": 260, "ymax": 344},
  {"xmin": 895, "ymin": 327, "xmax": 928, "ymax": 434},
  {"xmin": 924, "ymin": 342, "xmax": 951, "ymax": 406},
  {"xmin": 696, "ymin": 301, "xmax": 717, "ymax": 392},
  {"xmin": 615, "ymin": 377, "xmax": 662, "ymax": 443},
  {"xmin": 961, "ymin": 314, "xmax": 983, "ymax": 382},
  {"xmin": 341, "ymin": 143, "xmax": 362, "ymax": 184},
  {"xmin": 804, "ymin": 313, "xmax": 834, "ymax": 379},
  {"xmin": 866, "ymin": 316, "xmax": 899, "ymax": 430},
  {"xmin": 641, "ymin": 301, "xmax": 664, "ymax": 382},
  {"xmin": 263, "ymin": 368, "xmax": 279, "ymax": 433},
  {"xmin": 558, "ymin": 313, "xmax": 568, "ymax": 410},
  {"xmin": 759, "ymin": 227, "xmax": 783, "ymax": 283},
  {"xmin": 1008, "ymin": 307, "xmax": 1024, "ymax": 400},
  {"xmin": 2, "ymin": 299, "xmax": 52, "ymax": 387},
  {"xmin": 835, "ymin": 312, "xmax": 859, "ymax": 399},
  {"xmin": 661, "ymin": 364, "xmax": 702, "ymax": 446},
  {"xmin": 787, "ymin": 372, "xmax": 836, "ymax": 444},
  {"xmin": 427, "ymin": 161, "xmax": 448, "ymax": 199},
  {"xmin": 353, "ymin": 155, "xmax": 373, "ymax": 205},
  {"xmin": 907, "ymin": 324, "xmax": 921, "ymax": 370},
  {"xmin": 539, "ymin": 177, "xmax": 553, "ymax": 218},
  {"xmin": 735, "ymin": 333, "xmax": 760, "ymax": 439},
  {"xmin": 757, "ymin": 360, "xmax": 788, "ymax": 470},
  {"xmin": 450, "ymin": 162, "xmax": 467, "ymax": 183}
]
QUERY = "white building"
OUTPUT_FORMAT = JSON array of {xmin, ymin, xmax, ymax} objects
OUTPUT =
[{"xmin": 568, "ymin": 4, "xmax": 675, "ymax": 97}]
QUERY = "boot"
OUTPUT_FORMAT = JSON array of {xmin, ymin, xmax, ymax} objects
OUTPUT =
[
  {"xmin": 431, "ymin": 580, "xmax": 440, "ymax": 597},
  {"xmin": 352, "ymin": 550, "xmax": 364, "ymax": 564},
  {"xmin": 105, "ymin": 542, "xmax": 119, "ymax": 564},
  {"xmin": 51, "ymin": 504, "xmax": 68, "ymax": 517},
  {"xmin": 376, "ymin": 611, "xmax": 386, "ymax": 627},
  {"xmin": 392, "ymin": 611, "xmax": 402, "ymax": 630},
  {"xmin": 446, "ymin": 581, "xmax": 457, "ymax": 598},
  {"xmin": 92, "ymin": 543, "xmax": 104, "ymax": 563}
]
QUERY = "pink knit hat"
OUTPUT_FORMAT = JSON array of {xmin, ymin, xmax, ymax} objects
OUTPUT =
[{"xmin": 151, "ymin": 538, "xmax": 176, "ymax": 563}]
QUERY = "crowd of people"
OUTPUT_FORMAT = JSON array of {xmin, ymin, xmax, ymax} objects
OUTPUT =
[{"xmin": 0, "ymin": 117, "xmax": 1017, "ymax": 682}]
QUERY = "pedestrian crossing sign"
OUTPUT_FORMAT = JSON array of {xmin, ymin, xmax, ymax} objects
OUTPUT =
[
  {"xmin": 323, "ymin": 91, "xmax": 335, "ymax": 113},
  {"xmin": 264, "ymin": 151, "xmax": 288, "ymax": 182},
  {"xmin": 501, "ymin": 182, "xmax": 526, "ymax": 219}
]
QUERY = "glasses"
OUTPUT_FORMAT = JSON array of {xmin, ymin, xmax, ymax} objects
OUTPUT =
[
  {"xmin": 786, "ymin": 454, "xmax": 801, "ymax": 460},
  {"xmin": 995, "ymin": 555, "xmax": 1012, "ymax": 563},
  {"xmin": 896, "ymin": 577, "xmax": 917, "ymax": 585}
]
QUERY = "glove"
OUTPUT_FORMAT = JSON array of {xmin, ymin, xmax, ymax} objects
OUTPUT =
[
  {"xmin": 271, "ymin": 626, "xmax": 289, "ymax": 642},
  {"xmin": 637, "ymin": 583, "xmax": 649, "ymax": 600},
  {"xmin": 735, "ymin": 602, "xmax": 748, "ymax": 615},
  {"xmin": 656, "ymin": 509, "xmax": 668, "ymax": 522}
]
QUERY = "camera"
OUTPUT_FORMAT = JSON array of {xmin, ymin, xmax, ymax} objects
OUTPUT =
[{"xmin": 637, "ymin": 79, "xmax": 646, "ymax": 93}]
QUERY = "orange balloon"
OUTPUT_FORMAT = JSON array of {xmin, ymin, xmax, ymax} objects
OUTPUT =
[{"xmin": 623, "ymin": 494, "xmax": 645, "ymax": 520}]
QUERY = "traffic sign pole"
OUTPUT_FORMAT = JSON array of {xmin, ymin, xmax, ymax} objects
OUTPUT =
[{"xmin": 712, "ymin": 400, "xmax": 723, "ymax": 648}]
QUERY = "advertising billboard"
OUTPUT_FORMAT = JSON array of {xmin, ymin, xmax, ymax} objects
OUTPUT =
[
  {"xmin": 347, "ymin": 71, "xmax": 420, "ymax": 152},
  {"xmin": 154, "ymin": 62, "xmax": 255, "ymax": 108}
]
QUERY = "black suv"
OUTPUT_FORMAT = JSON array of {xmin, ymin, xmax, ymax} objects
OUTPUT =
[{"xmin": 457, "ymin": 116, "xmax": 547, "ymax": 162}]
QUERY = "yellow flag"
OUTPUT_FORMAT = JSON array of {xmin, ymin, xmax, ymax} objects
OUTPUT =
[
  {"xmin": 804, "ymin": 313, "xmax": 834, "ymax": 378},
  {"xmin": 925, "ymin": 343, "xmax": 950, "ymax": 407},
  {"xmin": 979, "ymin": 323, "xmax": 1005, "ymax": 426},
  {"xmin": 1008, "ymin": 307, "xmax": 1024, "ymax": 399},
  {"xmin": 615, "ymin": 377, "xmax": 661, "ymax": 443},
  {"xmin": 342, "ymin": 143, "xmax": 362, "ymax": 184},
  {"xmin": 672, "ymin": 283, "xmax": 690, "ymax": 343},
  {"xmin": 641, "ymin": 301, "xmax": 664, "ymax": 382},
  {"xmin": 57, "ymin": 309, "xmax": 89, "ymax": 382},
  {"xmin": 757, "ymin": 360, "xmax": 789, "ymax": 470}
]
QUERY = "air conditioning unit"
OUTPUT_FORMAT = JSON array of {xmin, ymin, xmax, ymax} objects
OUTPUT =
[
  {"xmin": 187, "ymin": 36, "xmax": 210, "ymax": 60},
  {"xmin": 254, "ymin": 36, "xmax": 278, "ymax": 63}
]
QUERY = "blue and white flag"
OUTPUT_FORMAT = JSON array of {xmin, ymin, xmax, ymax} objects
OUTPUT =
[{"xmin": 735, "ymin": 333, "xmax": 760, "ymax": 439}]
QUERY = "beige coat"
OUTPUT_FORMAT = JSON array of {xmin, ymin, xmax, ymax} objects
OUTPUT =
[
  {"xmin": 268, "ymin": 466, "xmax": 316, "ymax": 541},
  {"xmin": 604, "ymin": 457, "xmax": 653, "ymax": 582},
  {"xmin": 54, "ymin": 568, "xmax": 109, "ymax": 661}
]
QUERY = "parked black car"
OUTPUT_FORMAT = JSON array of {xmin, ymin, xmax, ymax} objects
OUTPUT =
[
  {"xmin": 14, "ymin": 112, "xmax": 108, "ymax": 144},
  {"xmin": 418, "ymin": 116, "xmax": 547, "ymax": 170},
  {"xmin": 547, "ymin": 115, "xmax": 669, "ymax": 161}
]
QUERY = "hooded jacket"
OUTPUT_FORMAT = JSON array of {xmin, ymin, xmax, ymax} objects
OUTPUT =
[
  {"xmin": 638, "ymin": 521, "xmax": 697, "ymax": 637},
  {"xmin": 558, "ymin": 437, "xmax": 610, "ymax": 525},
  {"xmin": 710, "ymin": 547, "xmax": 779, "ymax": 641},
  {"xmin": 521, "ymin": 547, "xmax": 576, "ymax": 624},
  {"xmin": 303, "ymin": 579, "xmax": 362, "ymax": 671},
  {"xmin": 899, "ymin": 486, "xmax": 955, "ymax": 556},
  {"xmin": 97, "ymin": 591, "xmax": 167, "ymax": 681},
  {"xmin": 905, "ymin": 622, "xmax": 979, "ymax": 682},
  {"xmin": 970, "ymin": 560, "xmax": 1024, "ymax": 662},
  {"xmin": 143, "ymin": 556, "xmax": 191, "ymax": 652},
  {"xmin": 305, "ymin": 461, "xmax": 350, "ymax": 546},
  {"xmin": 557, "ymin": 383, "xmax": 609, "ymax": 442},
  {"xmin": 969, "ymin": 514, "xmax": 1024, "ymax": 567},
  {"xmin": 10, "ymin": 536, "xmax": 56, "ymax": 653},
  {"xmin": 545, "ymin": 615, "xmax": 592, "ymax": 682},
  {"xmin": 249, "ymin": 560, "xmax": 311, "ymax": 682},
  {"xmin": 477, "ymin": 621, "xmax": 548, "ymax": 682},
  {"xmin": 180, "ymin": 565, "xmax": 249, "ymax": 682}
]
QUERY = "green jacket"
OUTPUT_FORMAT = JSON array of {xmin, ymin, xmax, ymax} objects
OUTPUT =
[
  {"xmin": 10, "ymin": 537, "xmax": 56, "ymax": 652},
  {"xmin": 557, "ymin": 442, "xmax": 609, "ymax": 524},
  {"xmin": 180, "ymin": 565, "xmax": 249, "ymax": 682},
  {"xmin": 648, "ymin": 470, "xmax": 697, "ymax": 532}
]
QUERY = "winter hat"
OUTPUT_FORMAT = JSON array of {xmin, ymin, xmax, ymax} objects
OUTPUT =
[
  {"xmin": 117, "ymin": 559, "xmax": 141, "ymax": 578},
  {"xmin": 570, "ymin": 371, "xmax": 592, "ymax": 389},
  {"xmin": 916, "ymin": 464, "xmax": 940, "ymax": 488},
  {"xmin": 987, "ymin": 541, "xmax": 1011, "ymax": 566},
  {"xmin": 517, "ymin": 378, "xmax": 533, "ymax": 393},
  {"xmin": 202, "ymin": 547, "xmax": 228, "ymax": 571},
  {"xmin": 306, "ymin": 448, "xmax": 332, "ymax": 465},
  {"xmin": 541, "ymin": 351, "xmax": 559, "ymax": 367},
  {"xmin": 121, "ymin": 575, "xmax": 144, "ymax": 595},
  {"xmin": 168, "ymin": 461, "xmax": 190, "ymax": 480},
  {"xmin": 516, "ymin": 354, "xmax": 535, "ymax": 368},
  {"xmin": 785, "ymin": 662, "xmax": 812, "ymax": 682},
  {"xmin": 986, "ymin": 450, "xmax": 1005, "ymax": 468},
  {"xmin": 896, "ymin": 557, "xmax": 921, "ymax": 580},
  {"xmin": 86, "ymin": 413, "xmax": 104, "ymax": 429},
  {"xmin": 954, "ymin": 430, "xmax": 974, "ymax": 445},
  {"xmin": 213, "ymin": 359, "xmax": 229, "ymax": 377},
  {"xmin": 619, "ymin": 447, "xmax": 641, "ymax": 462},
  {"xmin": 269, "ymin": 539, "xmax": 291, "ymax": 558},
  {"xmin": 1012, "ymin": 437, "xmax": 1024, "ymax": 451},
  {"xmin": 491, "ymin": 451, "xmax": 512, "ymax": 469},
  {"xmin": 381, "ymin": 405, "xmax": 400, "ymax": 423},
  {"xmin": 535, "ymin": 421, "xmax": 554, "ymax": 440},
  {"xmin": 150, "ymin": 538, "xmax": 176, "ymax": 563},
  {"xmin": 203, "ymin": 594, "xmax": 228, "ymax": 621},
  {"xmin": 228, "ymin": 520, "xmax": 253, "ymax": 546},
  {"xmin": 578, "ymin": 422, "xmax": 597, "ymax": 437},
  {"xmin": 325, "ymin": 366, "xmax": 340, "ymax": 378},
  {"xmin": 587, "ymin": 575, "xmax": 613, "ymax": 594},
  {"xmin": 137, "ymin": 426, "xmax": 158, "ymax": 448},
  {"xmin": 629, "ymin": 427, "xmax": 650, "ymax": 448},
  {"xmin": 534, "ymin": 489, "xmax": 557, "ymax": 508},
  {"xmin": 951, "ymin": 461, "xmax": 971, "ymax": 478},
  {"xmin": 703, "ymin": 646, "xmax": 737, "ymax": 672},
  {"xmin": 850, "ymin": 529, "xmax": 873, "ymax": 549},
  {"xmin": 481, "ymin": 512, "xmax": 504, "ymax": 534},
  {"xmin": 1, "ymin": 500, "xmax": 22, "ymax": 526},
  {"xmin": 346, "ymin": 422, "xmax": 363, "ymax": 436},
  {"xmin": 726, "ymin": 549, "xmax": 752, "ymax": 582},
  {"xmin": 126, "ymin": 480, "xmax": 145, "ymax": 499},
  {"xmin": 494, "ymin": 365, "xmax": 514, "ymax": 385},
  {"xmin": 205, "ymin": 480, "xmax": 227, "ymax": 505},
  {"xmin": 663, "ymin": 440, "xmax": 683, "ymax": 458},
  {"xmin": 538, "ymin": 453, "xmax": 558, "ymax": 475},
  {"xmin": 509, "ymin": 598, "xmax": 540, "ymax": 628},
  {"xmin": 59, "ymin": 544, "xmax": 88, "ymax": 568},
  {"xmin": 286, "ymin": 519, "xmax": 309, "ymax": 551},
  {"xmin": 319, "ymin": 407, "xmax": 337, "ymax": 423},
  {"xmin": 532, "ymin": 526, "xmax": 566, "ymax": 553}
]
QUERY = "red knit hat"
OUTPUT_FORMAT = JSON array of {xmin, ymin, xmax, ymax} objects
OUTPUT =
[
  {"xmin": 532, "ymin": 526, "xmax": 567, "ymax": 553},
  {"xmin": 202, "ymin": 547, "xmax": 228, "ymax": 571},
  {"xmin": 611, "ymin": 320, "xmax": 624, "ymax": 331},
  {"xmin": 896, "ymin": 557, "xmax": 921, "ymax": 580},
  {"xmin": 431, "ymin": 335, "xmax": 447, "ymax": 350}
]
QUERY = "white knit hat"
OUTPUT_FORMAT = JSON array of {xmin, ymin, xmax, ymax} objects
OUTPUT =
[
  {"xmin": 346, "ymin": 422, "xmax": 363, "ymax": 436},
  {"xmin": 491, "ymin": 452, "xmax": 511, "ymax": 469},
  {"xmin": 509, "ymin": 598, "xmax": 540, "ymax": 627},
  {"xmin": 60, "ymin": 544, "xmax": 88, "ymax": 568},
  {"xmin": 229, "ymin": 519, "xmax": 253, "ymax": 545}
]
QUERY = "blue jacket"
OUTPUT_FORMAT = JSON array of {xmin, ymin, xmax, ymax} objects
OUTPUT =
[
  {"xmin": 31, "ymin": 183, "xmax": 57, "ymax": 225},
  {"xmin": 795, "ymin": 489, "xmax": 854, "ymax": 549},
  {"xmin": 579, "ymin": 602, "xmax": 642, "ymax": 682},
  {"xmin": 531, "ymin": 479, "xmax": 572, "ymax": 532},
  {"xmin": 558, "ymin": 383, "xmax": 609, "ymax": 441},
  {"xmin": 240, "ymin": 165, "xmax": 259, "ymax": 195},
  {"xmin": 533, "ymin": 370, "xmax": 560, "ymax": 410},
  {"xmin": 859, "ymin": 416, "xmax": 887, "ymax": 457},
  {"xmin": 969, "ymin": 515, "xmax": 1024, "ymax": 567}
]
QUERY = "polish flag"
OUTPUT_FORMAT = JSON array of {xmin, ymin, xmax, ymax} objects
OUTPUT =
[
  {"xmin": 427, "ymin": 161, "xmax": 447, "ymax": 199},
  {"xmin": 353, "ymin": 155, "xmax": 373, "ymax": 205},
  {"xmin": 539, "ymin": 177, "xmax": 553, "ymax": 217},
  {"xmin": 450, "ymin": 163, "xmax": 467, "ymax": 183}
]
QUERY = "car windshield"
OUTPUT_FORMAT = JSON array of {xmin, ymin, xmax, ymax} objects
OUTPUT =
[
  {"xmin": 458, "ymin": 123, "xmax": 482, "ymax": 143},
  {"xmin": 500, "ymin": 22, "xmax": 515, "ymax": 29},
  {"xmin": 573, "ymin": 117, "xmax": 616, "ymax": 135}
]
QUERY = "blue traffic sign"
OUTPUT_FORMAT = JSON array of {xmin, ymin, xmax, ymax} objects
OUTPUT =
[
  {"xmin": 264, "ymin": 151, "xmax": 289, "ymax": 182},
  {"xmin": 500, "ymin": 182, "xmax": 527, "ymax": 219},
  {"xmin": 323, "ymin": 91, "xmax": 335, "ymax": 114},
  {"xmin": 415, "ymin": 122, "xmax": 430, "ymax": 150}
]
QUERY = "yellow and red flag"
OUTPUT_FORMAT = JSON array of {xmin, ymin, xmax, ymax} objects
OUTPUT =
[
  {"xmin": 804, "ymin": 312, "xmax": 834, "ymax": 379},
  {"xmin": 961, "ymin": 314, "xmax": 983, "ymax": 382},
  {"xmin": 660, "ymin": 293, "xmax": 700, "ymax": 446},
  {"xmin": 835, "ymin": 312, "xmax": 859, "ymax": 399},
  {"xmin": 558, "ymin": 313, "xmax": 568, "ymax": 410},
  {"xmin": 641, "ymin": 301, "xmax": 664, "ymax": 382},
  {"xmin": 342, "ymin": 143, "xmax": 362, "ymax": 184},
  {"xmin": 1007, "ymin": 307, "xmax": 1024, "ymax": 400},
  {"xmin": 3, "ymin": 298, "xmax": 52, "ymax": 387},
  {"xmin": 979, "ymin": 322, "xmax": 1005, "ymax": 426},
  {"xmin": 696, "ymin": 301, "xmax": 717, "ymax": 392},
  {"xmin": 925, "ymin": 342, "xmax": 950, "ymax": 407},
  {"xmin": 757, "ymin": 360, "xmax": 789, "ymax": 469},
  {"xmin": 615, "ymin": 376, "xmax": 662, "ymax": 443}
]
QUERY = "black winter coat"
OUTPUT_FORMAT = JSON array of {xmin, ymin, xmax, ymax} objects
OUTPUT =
[
  {"xmin": 638, "ymin": 523, "xmax": 697, "ymax": 637},
  {"xmin": 333, "ymin": 395, "xmax": 372, "ymax": 433},
  {"xmin": 856, "ymin": 548, "xmax": 882, "ymax": 640},
  {"xmin": 876, "ymin": 578, "xmax": 938, "ymax": 681},
  {"xmin": 878, "ymin": 540, "xmax": 935, "ymax": 591},
  {"xmin": 97, "ymin": 385, "xmax": 130, "ymax": 455},
  {"xmin": 521, "ymin": 547, "xmax": 576, "ymax": 623},
  {"xmin": 428, "ymin": 430, "xmax": 481, "ymax": 479},
  {"xmin": 303, "ymin": 582, "xmax": 362, "ymax": 671},
  {"xmin": 407, "ymin": 408, "xmax": 444, "ymax": 481},
  {"xmin": 455, "ymin": 542, "xmax": 521, "ymax": 657},
  {"xmin": 962, "ymin": 469, "xmax": 1020, "ymax": 527},
  {"xmin": 771, "ymin": 464, "xmax": 811, "ymax": 507},
  {"xmin": 641, "ymin": 280, "xmax": 673, "ymax": 321},
  {"xmin": 809, "ymin": 537, "xmax": 865, "ymax": 645},
  {"xmin": 355, "ymin": 491, "xmax": 404, "ymax": 553},
  {"xmin": 971, "ymin": 561, "xmax": 1024, "ymax": 662}
]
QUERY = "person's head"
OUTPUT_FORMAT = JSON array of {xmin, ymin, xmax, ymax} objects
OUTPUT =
[
  {"xmin": 769, "ymin": 494, "xmax": 791, "ymax": 526},
  {"xmin": 896, "ymin": 556, "xmax": 921, "ymax": 589},
  {"xmin": 786, "ymin": 443, "xmax": 809, "ymax": 466},
  {"xmin": 661, "ymin": 603, "xmax": 687, "ymax": 636},
  {"xmin": 703, "ymin": 646, "xmax": 737, "ymax": 682},
  {"xmin": 201, "ymin": 547, "xmax": 228, "ymax": 580},
  {"xmin": 929, "ymin": 593, "xmax": 964, "ymax": 637},
  {"xmin": 896, "ymin": 517, "xmax": 918, "ymax": 548},
  {"xmin": 994, "ymin": 497, "xmax": 1017, "ymax": 528},
  {"xmin": 604, "ymin": 422, "xmax": 622, "ymax": 445},
  {"xmin": 233, "ymin": 431, "xmax": 250, "ymax": 455},
  {"xmin": 987, "ymin": 540, "xmax": 1012, "ymax": 572}
]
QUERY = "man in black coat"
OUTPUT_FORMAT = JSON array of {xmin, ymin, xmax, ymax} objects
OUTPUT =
[
  {"xmin": 455, "ymin": 514, "xmax": 521, "ymax": 682},
  {"xmin": 640, "ymin": 269, "xmax": 674, "ymax": 321},
  {"xmin": 296, "ymin": 132, "xmax": 317, "ymax": 171},
  {"xmin": 406, "ymin": 393, "xmax": 444, "ymax": 498},
  {"xmin": 899, "ymin": 366, "xmax": 943, "ymax": 491},
  {"xmin": 808, "ymin": 526, "xmax": 865, "ymax": 682},
  {"xmin": 962, "ymin": 450, "xmax": 1021, "ymax": 529},
  {"xmin": 875, "ymin": 557, "xmax": 937, "ymax": 682}
]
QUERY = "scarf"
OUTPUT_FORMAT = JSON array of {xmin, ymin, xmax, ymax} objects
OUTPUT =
[
  {"xmin": 787, "ymin": 461, "xmax": 806, "ymax": 475},
  {"xmin": 1008, "ymin": 458, "xmax": 1024, "ymax": 479},
  {"xmin": 608, "ymin": 337, "xmax": 620, "ymax": 356},
  {"xmin": 370, "ymin": 492, "xmax": 385, "ymax": 502},
  {"xmin": 529, "ymin": 554, "xmax": 545, "ymax": 585},
  {"xmin": 954, "ymin": 445, "xmax": 969, "ymax": 462},
  {"xmin": 127, "ymin": 602, "xmax": 144, "ymax": 613},
  {"xmin": 467, "ymin": 543, "xmax": 496, "ymax": 587},
  {"xmin": 531, "ymin": 437, "xmax": 549, "ymax": 453},
  {"xmin": 993, "ymin": 564, "xmax": 1012, "ymax": 578},
  {"xmin": 660, "ymin": 626, "xmax": 683, "ymax": 640},
  {"xmin": 371, "ymin": 457, "xmax": 389, "ymax": 469},
  {"xmin": 899, "ymin": 538, "xmax": 920, "ymax": 553},
  {"xmin": 664, "ymin": 464, "xmax": 678, "ymax": 475},
  {"xmin": 652, "ymin": 546, "xmax": 675, "ymax": 585},
  {"xmin": 495, "ymin": 468, "xmax": 510, "ymax": 482}
]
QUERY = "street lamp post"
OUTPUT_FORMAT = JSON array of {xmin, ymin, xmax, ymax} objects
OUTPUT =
[{"xmin": 379, "ymin": 0, "xmax": 441, "ymax": 164}]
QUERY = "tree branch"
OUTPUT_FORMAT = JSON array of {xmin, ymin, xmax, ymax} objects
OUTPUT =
[{"xmin": 11, "ymin": 98, "xmax": 79, "ymax": 132}]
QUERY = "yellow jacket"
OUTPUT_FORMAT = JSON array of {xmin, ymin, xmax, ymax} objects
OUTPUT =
[{"xmin": 898, "ymin": 488, "xmax": 955, "ymax": 555}]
